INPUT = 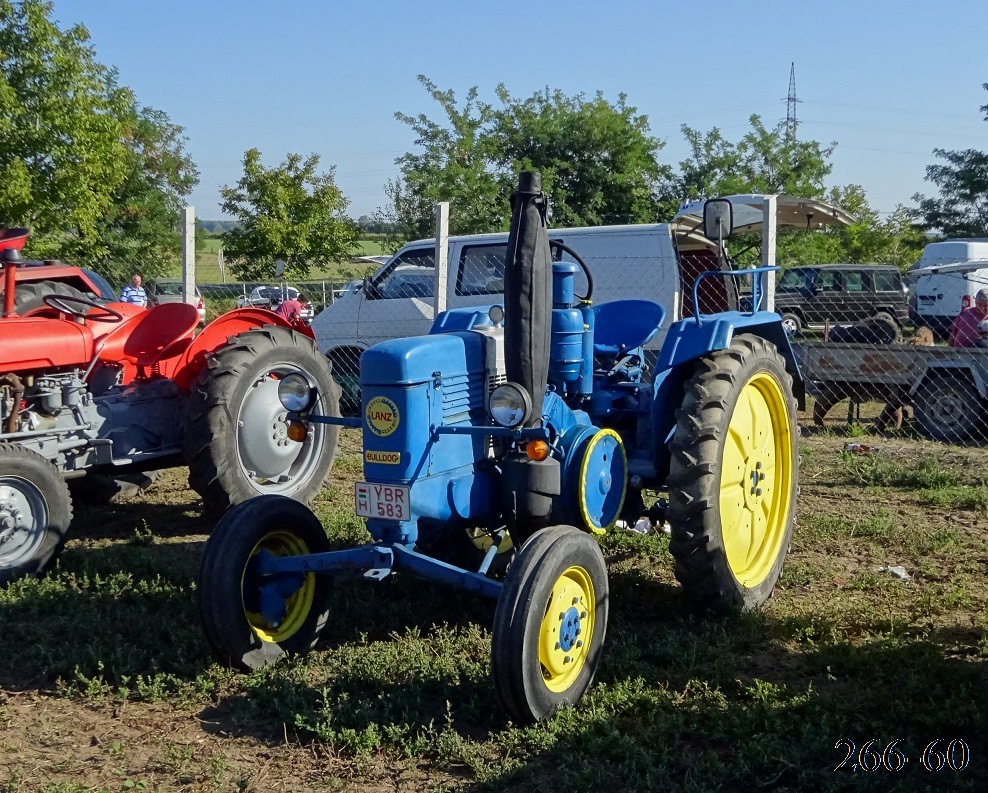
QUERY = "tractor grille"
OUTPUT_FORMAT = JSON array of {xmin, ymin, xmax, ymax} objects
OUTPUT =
[{"xmin": 442, "ymin": 371, "xmax": 488, "ymax": 424}]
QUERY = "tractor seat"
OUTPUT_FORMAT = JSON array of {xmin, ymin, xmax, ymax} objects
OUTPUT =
[
  {"xmin": 120, "ymin": 302, "xmax": 200, "ymax": 366},
  {"xmin": 592, "ymin": 300, "xmax": 666, "ymax": 357}
]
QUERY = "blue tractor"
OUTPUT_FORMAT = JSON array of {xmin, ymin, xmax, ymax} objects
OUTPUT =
[{"xmin": 197, "ymin": 173, "xmax": 801, "ymax": 723}]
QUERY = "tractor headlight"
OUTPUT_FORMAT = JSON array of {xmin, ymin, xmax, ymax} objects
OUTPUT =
[
  {"xmin": 278, "ymin": 373, "xmax": 315, "ymax": 413},
  {"xmin": 488, "ymin": 382, "xmax": 532, "ymax": 428}
]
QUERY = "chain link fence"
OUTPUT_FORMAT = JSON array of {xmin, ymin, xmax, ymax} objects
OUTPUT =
[{"xmin": 185, "ymin": 245, "xmax": 988, "ymax": 450}]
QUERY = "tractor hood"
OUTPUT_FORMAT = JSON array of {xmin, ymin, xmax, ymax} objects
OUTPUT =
[{"xmin": 673, "ymin": 195, "xmax": 854, "ymax": 236}]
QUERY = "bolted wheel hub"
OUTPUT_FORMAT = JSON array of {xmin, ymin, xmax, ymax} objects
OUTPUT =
[
  {"xmin": 0, "ymin": 479, "xmax": 45, "ymax": 563},
  {"xmin": 237, "ymin": 375, "xmax": 305, "ymax": 480}
]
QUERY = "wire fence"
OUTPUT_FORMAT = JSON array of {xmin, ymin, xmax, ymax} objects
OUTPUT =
[{"xmin": 186, "ymin": 248, "xmax": 988, "ymax": 449}]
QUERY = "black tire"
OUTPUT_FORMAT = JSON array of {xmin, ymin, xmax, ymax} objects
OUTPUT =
[
  {"xmin": 667, "ymin": 335, "xmax": 798, "ymax": 612},
  {"xmin": 491, "ymin": 526, "xmax": 608, "ymax": 724},
  {"xmin": 13, "ymin": 281, "xmax": 88, "ymax": 315},
  {"xmin": 779, "ymin": 312, "xmax": 802, "ymax": 337},
  {"xmin": 198, "ymin": 494, "xmax": 332, "ymax": 669},
  {"xmin": 913, "ymin": 375, "xmax": 985, "ymax": 443},
  {"xmin": 184, "ymin": 326, "xmax": 341, "ymax": 515},
  {"xmin": 0, "ymin": 444, "xmax": 73, "ymax": 585},
  {"xmin": 870, "ymin": 312, "xmax": 903, "ymax": 343}
]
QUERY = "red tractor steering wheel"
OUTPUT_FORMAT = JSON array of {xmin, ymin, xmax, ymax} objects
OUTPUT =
[{"xmin": 42, "ymin": 293, "xmax": 125, "ymax": 323}]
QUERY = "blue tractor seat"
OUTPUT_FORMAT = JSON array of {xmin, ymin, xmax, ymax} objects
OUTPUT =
[{"xmin": 592, "ymin": 299, "xmax": 666, "ymax": 357}]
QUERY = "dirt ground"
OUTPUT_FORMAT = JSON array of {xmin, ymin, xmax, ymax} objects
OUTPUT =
[{"xmin": 2, "ymin": 424, "xmax": 986, "ymax": 792}]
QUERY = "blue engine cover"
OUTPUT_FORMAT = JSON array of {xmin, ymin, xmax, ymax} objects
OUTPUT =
[{"xmin": 360, "ymin": 331, "xmax": 494, "ymax": 534}]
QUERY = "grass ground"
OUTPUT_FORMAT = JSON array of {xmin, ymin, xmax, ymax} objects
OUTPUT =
[{"xmin": 1, "ymin": 428, "xmax": 986, "ymax": 792}]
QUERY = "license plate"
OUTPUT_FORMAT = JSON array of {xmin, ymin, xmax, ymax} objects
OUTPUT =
[{"xmin": 355, "ymin": 481, "xmax": 410, "ymax": 521}]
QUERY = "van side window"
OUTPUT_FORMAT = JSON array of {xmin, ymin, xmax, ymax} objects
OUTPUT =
[
  {"xmin": 456, "ymin": 244, "xmax": 508, "ymax": 295},
  {"xmin": 818, "ymin": 271, "xmax": 842, "ymax": 291},
  {"xmin": 873, "ymin": 271, "xmax": 899, "ymax": 292},
  {"xmin": 845, "ymin": 271, "xmax": 865, "ymax": 292},
  {"xmin": 778, "ymin": 269, "xmax": 808, "ymax": 290},
  {"xmin": 369, "ymin": 249, "xmax": 435, "ymax": 300}
]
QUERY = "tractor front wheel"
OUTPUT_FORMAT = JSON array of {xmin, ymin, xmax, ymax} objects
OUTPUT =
[
  {"xmin": 184, "ymin": 326, "xmax": 341, "ymax": 515},
  {"xmin": 667, "ymin": 335, "xmax": 798, "ymax": 612},
  {"xmin": 198, "ymin": 494, "xmax": 332, "ymax": 669},
  {"xmin": 491, "ymin": 525, "xmax": 608, "ymax": 723},
  {"xmin": 13, "ymin": 281, "xmax": 89, "ymax": 315},
  {"xmin": 0, "ymin": 444, "xmax": 73, "ymax": 585}
]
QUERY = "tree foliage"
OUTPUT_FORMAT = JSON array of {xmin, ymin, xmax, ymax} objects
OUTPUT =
[
  {"xmin": 220, "ymin": 148, "xmax": 360, "ymax": 281},
  {"xmin": 379, "ymin": 76, "xmax": 667, "ymax": 246},
  {"xmin": 913, "ymin": 84, "xmax": 988, "ymax": 238},
  {"xmin": 656, "ymin": 117, "xmax": 836, "ymax": 218},
  {"xmin": 0, "ymin": 0, "xmax": 197, "ymax": 281}
]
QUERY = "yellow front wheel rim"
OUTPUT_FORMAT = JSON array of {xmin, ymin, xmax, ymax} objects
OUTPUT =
[
  {"xmin": 719, "ymin": 371, "xmax": 794, "ymax": 587},
  {"xmin": 538, "ymin": 566, "xmax": 595, "ymax": 692},
  {"xmin": 243, "ymin": 530, "xmax": 316, "ymax": 643}
]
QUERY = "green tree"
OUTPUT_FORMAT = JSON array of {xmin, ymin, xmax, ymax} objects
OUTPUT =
[
  {"xmin": 0, "ymin": 0, "xmax": 197, "ymax": 278},
  {"xmin": 220, "ymin": 148, "xmax": 360, "ymax": 281},
  {"xmin": 380, "ymin": 76, "xmax": 667, "ymax": 245},
  {"xmin": 657, "ymin": 116, "xmax": 836, "ymax": 218},
  {"xmin": 778, "ymin": 185, "xmax": 926, "ymax": 270},
  {"xmin": 913, "ymin": 84, "xmax": 988, "ymax": 237}
]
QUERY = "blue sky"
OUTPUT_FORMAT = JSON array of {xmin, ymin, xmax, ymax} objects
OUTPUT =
[{"xmin": 51, "ymin": 0, "xmax": 988, "ymax": 221}]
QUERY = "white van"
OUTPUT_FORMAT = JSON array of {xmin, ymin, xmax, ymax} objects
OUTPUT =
[
  {"xmin": 313, "ymin": 224, "xmax": 724, "ymax": 397},
  {"xmin": 909, "ymin": 239, "xmax": 988, "ymax": 335},
  {"xmin": 312, "ymin": 195, "xmax": 851, "ymax": 401}
]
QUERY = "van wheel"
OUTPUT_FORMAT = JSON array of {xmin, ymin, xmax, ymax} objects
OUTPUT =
[{"xmin": 779, "ymin": 313, "xmax": 802, "ymax": 337}]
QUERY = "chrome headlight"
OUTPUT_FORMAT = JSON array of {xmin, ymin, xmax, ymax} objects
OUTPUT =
[
  {"xmin": 278, "ymin": 373, "xmax": 315, "ymax": 412},
  {"xmin": 488, "ymin": 382, "xmax": 532, "ymax": 428}
]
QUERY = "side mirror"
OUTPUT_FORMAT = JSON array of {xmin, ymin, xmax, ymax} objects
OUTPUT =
[{"xmin": 703, "ymin": 198, "xmax": 734, "ymax": 242}]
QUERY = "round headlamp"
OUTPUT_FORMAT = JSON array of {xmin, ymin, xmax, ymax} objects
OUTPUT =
[
  {"xmin": 488, "ymin": 382, "xmax": 532, "ymax": 428},
  {"xmin": 487, "ymin": 305, "xmax": 505, "ymax": 325},
  {"xmin": 278, "ymin": 372, "xmax": 315, "ymax": 412}
]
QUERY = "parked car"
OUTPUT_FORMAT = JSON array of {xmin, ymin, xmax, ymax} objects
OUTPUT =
[
  {"xmin": 236, "ymin": 285, "xmax": 314, "ymax": 324},
  {"xmin": 773, "ymin": 264, "xmax": 909, "ymax": 335},
  {"xmin": 148, "ymin": 279, "xmax": 206, "ymax": 325}
]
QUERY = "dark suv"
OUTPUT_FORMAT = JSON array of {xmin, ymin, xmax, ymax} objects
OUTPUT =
[{"xmin": 774, "ymin": 264, "xmax": 909, "ymax": 335}]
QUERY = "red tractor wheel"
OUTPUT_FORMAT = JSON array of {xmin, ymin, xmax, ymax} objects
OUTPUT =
[
  {"xmin": 0, "ymin": 444, "xmax": 73, "ymax": 585},
  {"xmin": 183, "ymin": 326, "xmax": 342, "ymax": 515}
]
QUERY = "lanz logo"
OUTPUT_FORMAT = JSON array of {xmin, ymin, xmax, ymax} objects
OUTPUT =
[
  {"xmin": 365, "ymin": 450, "xmax": 401, "ymax": 465},
  {"xmin": 365, "ymin": 396, "xmax": 400, "ymax": 437}
]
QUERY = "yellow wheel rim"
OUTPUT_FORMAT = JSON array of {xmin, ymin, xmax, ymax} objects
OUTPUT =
[
  {"xmin": 242, "ymin": 530, "xmax": 316, "ymax": 643},
  {"xmin": 538, "ymin": 566, "xmax": 595, "ymax": 693},
  {"xmin": 466, "ymin": 527, "xmax": 514, "ymax": 554},
  {"xmin": 577, "ymin": 429, "xmax": 628, "ymax": 535},
  {"xmin": 719, "ymin": 371, "xmax": 794, "ymax": 587}
]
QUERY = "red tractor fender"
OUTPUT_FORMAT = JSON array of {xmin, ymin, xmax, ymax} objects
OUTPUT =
[{"xmin": 171, "ymin": 308, "xmax": 316, "ymax": 392}]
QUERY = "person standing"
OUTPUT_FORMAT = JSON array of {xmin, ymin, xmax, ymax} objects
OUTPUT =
[
  {"xmin": 948, "ymin": 287, "xmax": 988, "ymax": 347},
  {"xmin": 275, "ymin": 291, "xmax": 310, "ymax": 325},
  {"xmin": 119, "ymin": 274, "xmax": 147, "ymax": 308}
]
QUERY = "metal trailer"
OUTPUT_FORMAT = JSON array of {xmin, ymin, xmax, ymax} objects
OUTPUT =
[{"xmin": 793, "ymin": 341, "xmax": 988, "ymax": 442}]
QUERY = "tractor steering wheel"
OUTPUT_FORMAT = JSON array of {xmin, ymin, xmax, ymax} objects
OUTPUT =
[{"xmin": 42, "ymin": 293, "xmax": 125, "ymax": 323}]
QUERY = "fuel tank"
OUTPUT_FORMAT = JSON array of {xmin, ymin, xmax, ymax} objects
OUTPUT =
[{"xmin": 1, "ymin": 318, "xmax": 95, "ymax": 371}]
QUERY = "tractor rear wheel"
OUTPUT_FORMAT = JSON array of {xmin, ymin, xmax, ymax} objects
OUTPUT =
[
  {"xmin": 198, "ymin": 495, "xmax": 332, "ymax": 669},
  {"xmin": 667, "ymin": 335, "xmax": 798, "ymax": 612},
  {"xmin": 0, "ymin": 444, "xmax": 73, "ymax": 585},
  {"xmin": 491, "ymin": 525, "xmax": 608, "ymax": 723},
  {"xmin": 13, "ymin": 281, "xmax": 89, "ymax": 315},
  {"xmin": 184, "ymin": 326, "xmax": 341, "ymax": 515}
]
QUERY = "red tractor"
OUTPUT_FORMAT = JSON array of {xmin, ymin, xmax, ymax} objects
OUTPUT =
[{"xmin": 0, "ymin": 229, "xmax": 341, "ymax": 584}]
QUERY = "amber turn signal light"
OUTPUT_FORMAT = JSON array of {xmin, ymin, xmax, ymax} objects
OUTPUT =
[
  {"xmin": 287, "ymin": 421, "xmax": 308, "ymax": 442},
  {"xmin": 526, "ymin": 439, "xmax": 550, "ymax": 461}
]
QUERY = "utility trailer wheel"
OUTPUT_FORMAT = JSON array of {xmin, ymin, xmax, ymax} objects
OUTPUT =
[
  {"xmin": 198, "ymin": 495, "xmax": 332, "ymax": 669},
  {"xmin": 913, "ymin": 374, "xmax": 985, "ymax": 443},
  {"xmin": 667, "ymin": 335, "xmax": 798, "ymax": 612},
  {"xmin": 491, "ymin": 525, "xmax": 608, "ymax": 724},
  {"xmin": 184, "ymin": 326, "xmax": 342, "ymax": 515},
  {"xmin": 0, "ymin": 444, "xmax": 73, "ymax": 585}
]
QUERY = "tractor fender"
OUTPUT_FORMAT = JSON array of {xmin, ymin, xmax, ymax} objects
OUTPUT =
[{"xmin": 171, "ymin": 308, "xmax": 314, "ymax": 392}]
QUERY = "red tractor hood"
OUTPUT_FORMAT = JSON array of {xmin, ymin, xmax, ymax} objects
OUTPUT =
[{"xmin": 1, "ymin": 318, "xmax": 94, "ymax": 371}]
